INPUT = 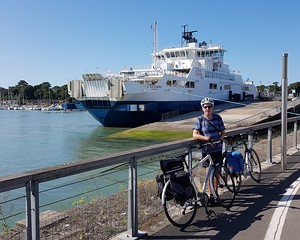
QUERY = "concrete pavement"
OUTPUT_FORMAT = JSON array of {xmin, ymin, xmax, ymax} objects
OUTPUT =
[
  {"xmin": 134, "ymin": 100, "xmax": 292, "ymax": 132},
  {"xmin": 142, "ymin": 148, "xmax": 300, "ymax": 240}
]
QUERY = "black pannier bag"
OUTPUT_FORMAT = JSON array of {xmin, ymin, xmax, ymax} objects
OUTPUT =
[
  {"xmin": 158, "ymin": 158, "xmax": 194, "ymax": 203},
  {"xmin": 156, "ymin": 174, "xmax": 173, "ymax": 200},
  {"xmin": 160, "ymin": 158, "xmax": 185, "ymax": 174},
  {"xmin": 169, "ymin": 171, "xmax": 194, "ymax": 202}
]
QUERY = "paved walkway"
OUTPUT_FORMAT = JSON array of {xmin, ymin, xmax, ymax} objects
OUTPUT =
[
  {"xmin": 142, "ymin": 148, "xmax": 300, "ymax": 240},
  {"xmin": 134, "ymin": 100, "xmax": 297, "ymax": 132}
]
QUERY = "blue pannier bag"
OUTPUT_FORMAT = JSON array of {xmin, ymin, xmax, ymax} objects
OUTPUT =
[{"xmin": 227, "ymin": 151, "xmax": 244, "ymax": 173}]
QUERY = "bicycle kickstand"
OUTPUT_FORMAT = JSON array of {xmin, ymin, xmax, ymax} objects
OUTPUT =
[{"xmin": 199, "ymin": 193, "xmax": 216, "ymax": 219}]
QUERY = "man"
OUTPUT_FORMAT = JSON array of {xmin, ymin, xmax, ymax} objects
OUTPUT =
[{"xmin": 192, "ymin": 97, "xmax": 225, "ymax": 205}]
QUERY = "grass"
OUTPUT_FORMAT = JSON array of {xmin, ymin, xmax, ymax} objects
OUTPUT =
[{"xmin": 107, "ymin": 130, "xmax": 192, "ymax": 141}]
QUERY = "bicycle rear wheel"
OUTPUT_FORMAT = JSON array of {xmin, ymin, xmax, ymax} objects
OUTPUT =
[
  {"xmin": 212, "ymin": 167, "xmax": 236, "ymax": 209},
  {"xmin": 247, "ymin": 148, "xmax": 261, "ymax": 182},
  {"xmin": 163, "ymin": 181, "xmax": 197, "ymax": 228}
]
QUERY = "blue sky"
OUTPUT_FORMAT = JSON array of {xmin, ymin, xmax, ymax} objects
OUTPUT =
[{"xmin": 0, "ymin": 0, "xmax": 299, "ymax": 89}]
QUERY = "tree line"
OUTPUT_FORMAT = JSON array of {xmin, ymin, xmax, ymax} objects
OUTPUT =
[
  {"xmin": 1, "ymin": 80, "xmax": 300, "ymax": 105},
  {"xmin": 257, "ymin": 82, "xmax": 300, "ymax": 94},
  {"xmin": 0, "ymin": 80, "xmax": 71, "ymax": 105}
]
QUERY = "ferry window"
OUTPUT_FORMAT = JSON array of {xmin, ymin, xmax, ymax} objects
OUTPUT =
[
  {"xmin": 185, "ymin": 81, "xmax": 195, "ymax": 88},
  {"xmin": 224, "ymin": 85, "xmax": 231, "ymax": 90},
  {"xmin": 209, "ymin": 83, "xmax": 217, "ymax": 89},
  {"xmin": 175, "ymin": 52, "xmax": 180, "ymax": 57},
  {"xmin": 186, "ymin": 51, "xmax": 189, "ymax": 57},
  {"xmin": 210, "ymin": 51, "xmax": 213, "ymax": 55},
  {"xmin": 170, "ymin": 52, "xmax": 175, "ymax": 58},
  {"xmin": 166, "ymin": 52, "xmax": 170, "ymax": 58},
  {"xmin": 220, "ymin": 86, "xmax": 222, "ymax": 90},
  {"xmin": 180, "ymin": 51, "xmax": 185, "ymax": 57},
  {"xmin": 138, "ymin": 105, "xmax": 145, "ymax": 111},
  {"xmin": 201, "ymin": 51, "xmax": 205, "ymax": 57},
  {"xmin": 166, "ymin": 80, "xmax": 172, "ymax": 86},
  {"xmin": 197, "ymin": 51, "xmax": 201, "ymax": 57},
  {"xmin": 242, "ymin": 86, "xmax": 250, "ymax": 91}
]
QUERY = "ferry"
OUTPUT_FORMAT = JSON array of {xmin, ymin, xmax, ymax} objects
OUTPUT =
[{"xmin": 68, "ymin": 23, "xmax": 257, "ymax": 127}]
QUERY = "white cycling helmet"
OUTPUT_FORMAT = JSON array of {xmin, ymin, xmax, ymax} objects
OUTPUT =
[{"xmin": 201, "ymin": 97, "xmax": 214, "ymax": 107}]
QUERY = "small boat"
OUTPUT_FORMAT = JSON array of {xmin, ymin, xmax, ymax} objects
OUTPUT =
[
  {"xmin": 42, "ymin": 104, "xmax": 63, "ymax": 111},
  {"xmin": 68, "ymin": 23, "xmax": 257, "ymax": 127}
]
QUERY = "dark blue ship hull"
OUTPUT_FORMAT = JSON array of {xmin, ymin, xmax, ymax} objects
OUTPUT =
[{"xmin": 78, "ymin": 99, "xmax": 212, "ymax": 127}]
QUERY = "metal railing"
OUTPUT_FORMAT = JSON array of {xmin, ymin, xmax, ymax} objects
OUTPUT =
[{"xmin": 0, "ymin": 116, "xmax": 300, "ymax": 239}]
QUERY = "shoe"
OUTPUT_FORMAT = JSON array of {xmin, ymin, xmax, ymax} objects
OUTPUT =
[{"xmin": 208, "ymin": 195, "xmax": 215, "ymax": 207}]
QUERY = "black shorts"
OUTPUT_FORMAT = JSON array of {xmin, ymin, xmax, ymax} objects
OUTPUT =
[{"xmin": 202, "ymin": 151, "xmax": 223, "ymax": 167}]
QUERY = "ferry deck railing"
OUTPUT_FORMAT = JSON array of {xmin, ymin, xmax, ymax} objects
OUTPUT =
[{"xmin": 0, "ymin": 116, "xmax": 300, "ymax": 239}]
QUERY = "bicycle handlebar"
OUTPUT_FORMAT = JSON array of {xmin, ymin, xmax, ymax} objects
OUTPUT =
[{"xmin": 191, "ymin": 140, "xmax": 223, "ymax": 150}]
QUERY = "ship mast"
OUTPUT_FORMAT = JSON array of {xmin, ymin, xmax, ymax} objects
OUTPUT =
[{"xmin": 153, "ymin": 21, "xmax": 157, "ymax": 69}]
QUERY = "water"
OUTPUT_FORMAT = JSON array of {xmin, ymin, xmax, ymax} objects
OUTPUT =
[
  {"xmin": 0, "ymin": 110, "xmax": 160, "ymax": 175},
  {"xmin": 0, "ymin": 110, "xmax": 163, "ymax": 225}
]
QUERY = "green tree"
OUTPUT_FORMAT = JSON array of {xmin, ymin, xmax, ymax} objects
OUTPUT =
[
  {"xmin": 16, "ymin": 80, "xmax": 29, "ymax": 104},
  {"xmin": 288, "ymin": 82, "xmax": 300, "ymax": 94}
]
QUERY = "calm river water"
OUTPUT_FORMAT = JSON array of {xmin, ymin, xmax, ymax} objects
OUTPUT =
[
  {"xmin": 0, "ymin": 110, "xmax": 160, "ymax": 176},
  {"xmin": 0, "ymin": 110, "xmax": 163, "ymax": 225}
]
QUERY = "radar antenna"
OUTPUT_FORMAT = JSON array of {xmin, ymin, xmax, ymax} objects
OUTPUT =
[{"xmin": 181, "ymin": 24, "xmax": 197, "ymax": 46}]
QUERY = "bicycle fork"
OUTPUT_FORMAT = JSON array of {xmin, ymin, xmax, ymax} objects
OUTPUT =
[{"xmin": 244, "ymin": 152, "xmax": 252, "ymax": 176}]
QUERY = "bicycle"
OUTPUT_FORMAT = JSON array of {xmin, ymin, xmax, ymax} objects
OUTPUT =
[
  {"xmin": 223, "ymin": 134, "xmax": 262, "ymax": 193},
  {"xmin": 159, "ymin": 141, "xmax": 236, "ymax": 228}
]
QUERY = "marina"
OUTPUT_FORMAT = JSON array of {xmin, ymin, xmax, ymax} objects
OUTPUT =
[{"xmin": 68, "ymin": 23, "xmax": 257, "ymax": 127}]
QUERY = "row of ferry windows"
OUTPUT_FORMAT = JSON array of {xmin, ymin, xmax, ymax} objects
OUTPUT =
[
  {"xmin": 209, "ymin": 84, "xmax": 250, "ymax": 91},
  {"xmin": 165, "ymin": 80, "xmax": 250, "ymax": 91},
  {"xmin": 165, "ymin": 50, "xmax": 224, "ymax": 59},
  {"xmin": 209, "ymin": 83, "xmax": 231, "ymax": 91},
  {"xmin": 205, "ymin": 71, "xmax": 235, "ymax": 81}
]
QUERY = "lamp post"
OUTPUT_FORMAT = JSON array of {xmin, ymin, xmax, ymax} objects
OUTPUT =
[{"xmin": 281, "ymin": 53, "xmax": 288, "ymax": 170}]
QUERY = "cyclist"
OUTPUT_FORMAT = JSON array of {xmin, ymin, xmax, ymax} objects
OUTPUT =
[{"xmin": 192, "ymin": 97, "xmax": 226, "ymax": 206}]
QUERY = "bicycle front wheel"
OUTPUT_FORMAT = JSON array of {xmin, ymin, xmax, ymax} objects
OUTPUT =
[
  {"xmin": 247, "ymin": 148, "xmax": 261, "ymax": 182},
  {"xmin": 212, "ymin": 167, "xmax": 236, "ymax": 209},
  {"xmin": 163, "ymin": 181, "xmax": 197, "ymax": 228}
]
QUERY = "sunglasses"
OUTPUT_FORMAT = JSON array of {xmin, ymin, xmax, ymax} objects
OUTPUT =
[{"xmin": 203, "ymin": 105, "xmax": 212, "ymax": 109}]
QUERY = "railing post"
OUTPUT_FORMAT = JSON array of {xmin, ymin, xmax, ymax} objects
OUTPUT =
[
  {"xmin": 26, "ymin": 181, "xmax": 40, "ymax": 240},
  {"xmin": 294, "ymin": 120, "xmax": 298, "ymax": 150},
  {"xmin": 281, "ymin": 53, "xmax": 288, "ymax": 170},
  {"xmin": 267, "ymin": 126, "xmax": 273, "ymax": 164},
  {"xmin": 127, "ymin": 157, "xmax": 138, "ymax": 238},
  {"xmin": 248, "ymin": 132, "xmax": 253, "ymax": 149}
]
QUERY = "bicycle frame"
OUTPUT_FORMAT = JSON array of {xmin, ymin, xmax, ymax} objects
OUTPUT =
[
  {"xmin": 189, "ymin": 153, "xmax": 215, "ymax": 197},
  {"xmin": 161, "ymin": 153, "xmax": 216, "ymax": 205},
  {"xmin": 160, "ymin": 146, "xmax": 235, "ymax": 227}
]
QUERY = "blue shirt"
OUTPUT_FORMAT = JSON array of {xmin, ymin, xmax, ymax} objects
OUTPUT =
[{"xmin": 193, "ymin": 113, "xmax": 225, "ymax": 153}]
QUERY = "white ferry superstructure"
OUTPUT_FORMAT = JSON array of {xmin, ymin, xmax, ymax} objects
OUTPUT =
[{"xmin": 68, "ymin": 23, "xmax": 257, "ymax": 127}]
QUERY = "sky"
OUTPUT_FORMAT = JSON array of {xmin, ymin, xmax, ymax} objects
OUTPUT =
[{"xmin": 0, "ymin": 0, "xmax": 299, "ymax": 89}]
